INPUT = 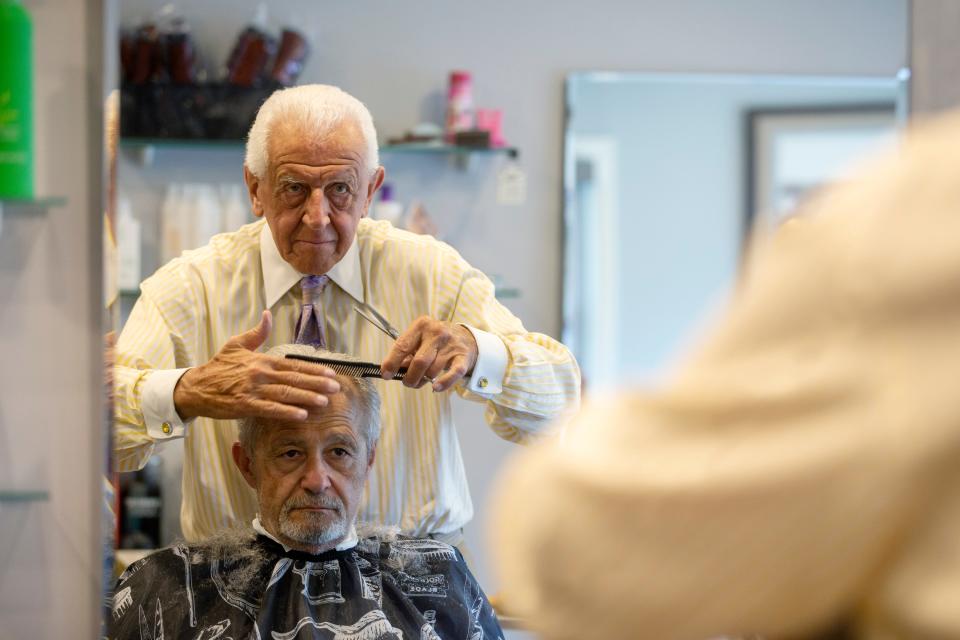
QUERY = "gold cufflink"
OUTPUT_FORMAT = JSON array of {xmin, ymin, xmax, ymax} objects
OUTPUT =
[
  {"xmin": 478, "ymin": 377, "xmax": 488, "ymax": 389},
  {"xmin": 161, "ymin": 422, "xmax": 172, "ymax": 434}
]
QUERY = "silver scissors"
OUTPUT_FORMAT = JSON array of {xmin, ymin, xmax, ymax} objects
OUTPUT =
[{"xmin": 353, "ymin": 301, "xmax": 400, "ymax": 340}]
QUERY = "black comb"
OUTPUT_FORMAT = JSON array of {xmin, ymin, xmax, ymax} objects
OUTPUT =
[{"xmin": 285, "ymin": 354, "xmax": 407, "ymax": 380}]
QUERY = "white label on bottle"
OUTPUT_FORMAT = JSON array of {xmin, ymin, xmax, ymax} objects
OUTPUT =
[{"xmin": 497, "ymin": 164, "xmax": 527, "ymax": 206}]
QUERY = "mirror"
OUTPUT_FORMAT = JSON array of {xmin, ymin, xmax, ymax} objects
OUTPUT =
[{"xmin": 562, "ymin": 71, "xmax": 909, "ymax": 392}]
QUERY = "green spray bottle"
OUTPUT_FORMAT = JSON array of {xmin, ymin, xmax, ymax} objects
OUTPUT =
[{"xmin": 0, "ymin": 0, "xmax": 33, "ymax": 199}]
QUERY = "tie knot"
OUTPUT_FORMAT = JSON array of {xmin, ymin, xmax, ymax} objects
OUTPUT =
[{"xmin": 301, "ymin": 275, "xmax": 329, "ymax": 305}]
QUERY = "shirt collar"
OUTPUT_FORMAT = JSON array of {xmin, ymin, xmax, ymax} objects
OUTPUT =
[
  {"xmin": 252, "ymin": 516, "xmax": 359, "ymax": 553},
  {"xmin": 259, "ymin": 220, "xmax": 364, "ymax": 308}
]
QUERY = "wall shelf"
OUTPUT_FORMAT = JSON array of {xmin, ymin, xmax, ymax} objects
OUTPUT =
[
  {"xmin": 0, "ymin": 490, "xmax": 49, "ymax": 503},
  {"xmin": 382, "ymin": 143, "xmax": 519, "ymax": 159},
  {"xmin": 0, "ymin": 196, "xmax": 67, "ymax": 210},
  {"xmin": 115, "ymin": 286, "xmax": 520, "ymax": 301},
  {"xmin": 119, "ymin": 137, "xmax": 519, "ymax": 167},
  {"xmin": 0, "ymin": 197, "xmax": 67, "ymax": 238}
]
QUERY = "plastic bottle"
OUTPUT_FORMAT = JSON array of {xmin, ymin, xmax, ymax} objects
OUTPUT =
[
  {"xmin": 372, "ymin": 184, "xmax": 404, "ymax": 227},
  {"xmin": 160, "ymin": 183, "xmax": 184, "ymax": 263},
  {"xmin": 221, "ymin": 183, "xmax": 251, "ymax": 232},
  {"xmin": 192, "ymin": 183, "xmax": 222, "ymax": 248},
  {"xmin": 444, "ymin": 71, "xmax": 474, "ymax": 144},
  {"xmin": 0, "ymin": 0, "xmax": 33, "ymax": 198},
  {"xmin": 116, "ymin": 196, "xmax": 141, "ymax": 291}
]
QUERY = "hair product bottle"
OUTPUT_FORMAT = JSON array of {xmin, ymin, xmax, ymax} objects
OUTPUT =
[{"xmin": 0, "ymin": 0, "xmax": 33, "ymax": 198}]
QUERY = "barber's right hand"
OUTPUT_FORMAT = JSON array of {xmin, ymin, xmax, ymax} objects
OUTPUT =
[{"xmin": 172, "ymin": 310, "xmax": 340, "ymax": 422}]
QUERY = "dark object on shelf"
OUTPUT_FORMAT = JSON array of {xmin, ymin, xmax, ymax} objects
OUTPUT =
[
  {"xmin": 165, "ymin": 18, "xmax": 197, "ymax": 85},
  {"xmin": 118, "ymin": 456, "xmax": 162, "ymax": 549},
  {"xmin": 270, "ymin": 29, "xmax": 310, "ymax": 86},
  {"xmin": 127, "ymin": 23, "xmax": 166, "ymax": 84},
  {"xmin": 453, "ymin": 129, "xmax": 491, "ymax": 148},
  {"xmin": 120, "ymin": 82, "xmax": 277, "ymax": 140},
  {"xmin": 386, "ymin": 134, "xmax": 443, "ymax": 146},
  {"xmin": 123, "ymin": 19, "xmax": 199, "ymax": 86},
  {"xmin": 226, "ymin": 26, "xmax": 276, "ymax": 87}
]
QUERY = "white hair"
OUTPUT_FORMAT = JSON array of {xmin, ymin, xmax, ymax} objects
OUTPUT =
[{"xmin": 244, "ymin": 84, "xmax": 380, "ymax": 178}]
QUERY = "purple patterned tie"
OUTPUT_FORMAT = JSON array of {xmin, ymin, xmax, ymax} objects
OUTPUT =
[{"xmin": 294, "ymin": 275, "xmax": 330, "ymax": 347}]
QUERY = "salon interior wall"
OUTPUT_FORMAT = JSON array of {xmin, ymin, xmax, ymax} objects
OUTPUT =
[
  {"xmin": 910, "ymin": 0, "xmax": 960, "ymax": 113},
  {"xmin": 117, "ymin": 0, "xmax": 907, "ymax": 594},
  {"xmin": 569, "ymin": 76, "xmax": 902, "ymax": 386},
  {"xmin": 0, "ymin": 0, "xmax": 105, "ymax": 637}
]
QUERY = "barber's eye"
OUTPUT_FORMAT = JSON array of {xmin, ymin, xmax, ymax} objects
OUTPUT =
[
  {"xmin": 331, "ymin": 183, "xmax": 350, "ymax": 196},
  {"xmin": 281, "ymin": 449, "xmax": 301, "ymax": 459},
  {"xmin": 286, "ymin": 183, "xmax": 305, "ymax": 194},
  {"xmin": 331, "ymin": 447, "xmax": 350, "ymax": 458}
]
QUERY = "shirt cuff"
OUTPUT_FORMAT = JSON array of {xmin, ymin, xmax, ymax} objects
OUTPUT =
[
  {"xmin": 461, "ymin": 325, "xmax": 507, "ymax": 396},
  {"xmin": 141, "ymin": 367, "xmax": 193, "ymax": 439}
]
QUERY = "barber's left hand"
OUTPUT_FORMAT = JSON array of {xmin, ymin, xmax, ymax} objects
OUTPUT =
[{"xmin": 381, "ymin": 316, "xmax": 478, "ymax": 392}]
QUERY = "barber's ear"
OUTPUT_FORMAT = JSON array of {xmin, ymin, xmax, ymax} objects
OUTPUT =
[
  {"xmin": 243, "ymin": 166, "xmax": 266, "ymax": 218},
  {"xmin": 362, "ymin": 167, "xmax": 386, "ymax": 218},
  {"xmin": 232, "ymin": 442, "xmax": 258, "ymax": 489},
  {"xmin": 366, "ymin": 442, "xmax": 377, "ymax": 470}
]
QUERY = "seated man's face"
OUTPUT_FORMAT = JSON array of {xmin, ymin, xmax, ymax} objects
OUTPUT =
[{"xmin": 233, "ymin": 390, "xmax": 375, "ymax": 552}]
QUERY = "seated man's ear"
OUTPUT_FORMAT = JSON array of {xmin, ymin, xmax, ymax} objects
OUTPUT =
[
  {"xmin": 232, "ymin": 442, "xmax": 258, "ymax": 489},
  {"xmin": 366, "ymin": 442, "xmax": 377, "ymax": 470}
]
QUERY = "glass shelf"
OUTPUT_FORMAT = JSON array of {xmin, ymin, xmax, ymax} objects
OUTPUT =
[
  {"xmin": 121, "ymin": 137, "xmax": 245, "ymax": 150},
  {"xmin": 0, "ymin": 196, "xmax": 67, "ymax": 210},
  {"xmin": 382, "ymin": 143, "xmax": 518, "ymax": 158},
  {"xmin": 117, "ymin": 286, "xmax": 518, "ymax": 300},
  {"xmin": 0, "ymin": 490, "xmax": 49, "ymax": 503},
  {"xmin": 120, "ymin": 137, "xmax": 519, "ymax": 158}
]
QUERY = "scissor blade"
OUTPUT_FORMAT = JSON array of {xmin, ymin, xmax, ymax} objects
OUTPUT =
[
  {"xmin": 354, "ymin": 305, "xmax": 399, "ymax": 340},
  {"xmin": 364, "ymin": 302, "xmax": 400, "ymax": 339}
]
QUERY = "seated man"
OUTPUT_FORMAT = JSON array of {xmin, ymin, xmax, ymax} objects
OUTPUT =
[{"xmin": 109, "ymin": 344, "xmax": 503, "ymax": 640}]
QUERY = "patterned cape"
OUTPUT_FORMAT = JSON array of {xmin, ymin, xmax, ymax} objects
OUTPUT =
[{"xmin": 108, "ymin": 530, "xmax": 503, "ymax": 640}]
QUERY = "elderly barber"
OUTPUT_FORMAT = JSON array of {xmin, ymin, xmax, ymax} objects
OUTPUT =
[
  {"xmin": 114, "ymin": 84, "xmax": 580, "ymax": 544},
  {"xmin": 110, "ymin": 345, "xmax": 503, "ymax": 639}
]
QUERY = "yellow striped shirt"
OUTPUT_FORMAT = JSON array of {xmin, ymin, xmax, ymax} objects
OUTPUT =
[{"xmin": 115, "ymin": 217, "xmax": 580, "ymax": 540}]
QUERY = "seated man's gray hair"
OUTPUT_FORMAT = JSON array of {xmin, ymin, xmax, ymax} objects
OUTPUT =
[{"xmin": 238, "ymin": 344, "xmax": 382, "ymax": 456}]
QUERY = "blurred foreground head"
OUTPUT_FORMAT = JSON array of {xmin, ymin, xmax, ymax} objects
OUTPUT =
[{"xmin": 491, "ymin": 109, "xmax": 960, "ymax": 639}]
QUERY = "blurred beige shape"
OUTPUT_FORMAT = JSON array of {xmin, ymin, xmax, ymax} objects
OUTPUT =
[{"xmin": 490, "ymin": 108, "xmax": 960, "ymax": 640}]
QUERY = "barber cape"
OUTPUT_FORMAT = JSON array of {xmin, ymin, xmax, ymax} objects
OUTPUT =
[{"xmin": 108, "ymin": 528, "xmax": 503, "ymax": 640}]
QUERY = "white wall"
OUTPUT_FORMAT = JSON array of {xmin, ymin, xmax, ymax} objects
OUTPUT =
[
  {"xmin": 0, "ymin": 0, "xmax": 105, "ymax": 637},
  {"xmin": 118, "ymin": 0, "xmax": 907, "ymax": 597},
  {"xmin": 911, "ymin": 0, "xmax": 960, "ymax": 113},
  {"xmin": 569, "ymin": 75, "xmax": 901, "ymax": 385}
]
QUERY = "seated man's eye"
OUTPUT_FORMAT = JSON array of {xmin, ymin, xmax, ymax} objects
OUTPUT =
[
  {"xmin": 286, "ymin": 183, "xmax": 305, "ymax": 194},
  {"xmin": 282, "ymin": 450, "xmax": 301, "ymax": 459},
  {"xmin": 331, "ymin": 447, "xmax": 350, "ymax": 458},
  {"xmin": 331, "ymin": 183, "xmax": 350, "ymax": 196}
]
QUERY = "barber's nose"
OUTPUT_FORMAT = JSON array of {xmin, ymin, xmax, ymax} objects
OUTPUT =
[
  {"xmin": 301, "ymin": 456, "xmax": 332, "ymax": 493},
  {"xmin": 302, "ymin": 191, "xmax": 331, "ymax": 229}
]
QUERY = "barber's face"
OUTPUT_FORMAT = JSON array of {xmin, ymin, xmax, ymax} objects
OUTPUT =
[
  {"xmin": 244, "ymin": 121, "xmax": 385, "ymax": 275},
  {"xmin": 234, "ymin": 391, "xmax": 374, "ymax": 552}
]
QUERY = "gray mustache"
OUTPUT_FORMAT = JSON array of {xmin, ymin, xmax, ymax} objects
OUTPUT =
[{"xmin": 282, "ymin": 493, "xmax": 343, "ymax": 513}]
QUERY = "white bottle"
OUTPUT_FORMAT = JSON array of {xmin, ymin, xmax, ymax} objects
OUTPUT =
[
  {"xmin": 193, "ymin": 184, "xmax": 222, "ymax": 248},
  {"xmin": 160, "ymin": 183, "xmax": 184, "ymax": 263},
  {"xmin": 372, "ymin": 183, "xmax": 403, "ymax": 227},
  {"xmin": 221, "ymin": 183, "xmax": 251, "ymax": 232},
  {"xmin": 116, "ymin": 195, "xmax": 141, "ymax": 291}
]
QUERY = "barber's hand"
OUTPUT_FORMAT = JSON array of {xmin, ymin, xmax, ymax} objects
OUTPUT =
[
  {"xmin": 173, "ymin": 310, "xmax": 341, "ymax": 421},
  {"xmin": 381, "ymin": 316, "xmax": 478, "ymax": 392}
]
